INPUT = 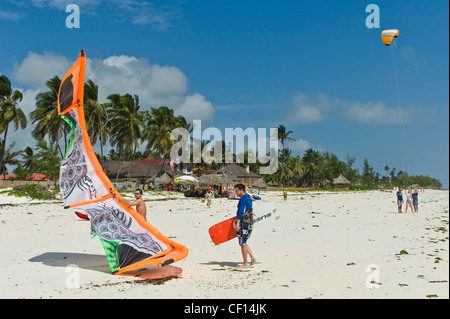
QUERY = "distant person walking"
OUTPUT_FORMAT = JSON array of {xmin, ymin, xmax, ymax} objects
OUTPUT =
[
  {"xmin": 283, "ymin": 189, "xmax": 288, "ymax": 201},
  {"xmin": 412, "ymin": 188, "xmax": 419, "ymax": 213},
  {"xmin": 396, "ymin": 188, "xmax": 403, "ymax": 214},
  {"xmin": 204, "ymin": 185, "xmax": 213, "ymax": 208}
]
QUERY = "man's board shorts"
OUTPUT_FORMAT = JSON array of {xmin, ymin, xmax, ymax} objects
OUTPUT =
[
  {"xmin": 413, "ymin": 200, "xmax": 419, "ymax": 206},
  {"xmin": 397, "ymin": 200, "xmax": 403, "ymax": 207},
  {"xmin": 237, "ymin": 221, "xmax": 253, "ymax": 246}
]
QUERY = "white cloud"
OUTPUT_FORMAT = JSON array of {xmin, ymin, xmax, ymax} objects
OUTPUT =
[
  {"xmin": 291, "ymin": 91, "xmax": 336, "ymax": 123},
  {"xmin": 17, "ymin": 87, "xmax": 41, "ymax": 116},
  {"xmin": 177, "ymin": 93, "xmax": 215, "ymax": 122},
  {"xmin": 293, "ymin": 105, "xmax": 324, "ymax": 123},
  {"xmin": 400, "ymin": 45, "xmax": 419, "ymax": 69},
  {"xmin": 94, "ymin": 54, "xmax": 215, "ymax": 121},
  {"xmin": 13, "ymin": 52, "xmax": 215, "ymax": 122},
  {"xmin": 287, "ymin": 138, "xmax": 311, "ymax": 154},
  {"xmin": 28, "ymin": 0, "xmax": 181, "ymax": 30},
  {"xmin": 290, "ymin": 91, "xmax": 420, "ymax": 126},
  {"xmin": 343, "ymin": 100, "xmax": 399, "ymax": 125},
  {"xmin": 14, "ymin": 52, "xmax": 71, "ymax": 89},
  {"xmin": 113, "ymin": 0, "xmax": 181, "ymax": 29},
  {"xmin": 31, "ymin": 0, "xmax": 99, "ymax": 10},
  {"xmin": 0, "ymin": 10, "xmax": 26, "ymax": 21},
  {"xmin": 90, "ymin": 55, "xmax": 188, "ymax": 108}
]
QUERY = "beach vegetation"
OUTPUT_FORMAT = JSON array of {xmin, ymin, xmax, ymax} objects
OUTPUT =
[
  {"xmin": 0, "ymin": 184, "xmax": 55, "ymax": 200},
  {"xmin": 0, "ymin": 141, "xmax": 22, "ymax": 178},
  {"xmin": 32, "ymin": 133, "xmax": 60, "ymax": 179},
  {"xmin": 30, "ymin": 76, "xmax": 67, "ymax": 159},
  {"xmin": 0, "ymin": 75, "xmax": 27, "ymax": 177},
  {"xmin": 85, "ymin": 80, "xmax": 109, "ymax": 160},
  {"xmin": 105, "ymin": 93, "xmax": 145, "ymax": 181}
]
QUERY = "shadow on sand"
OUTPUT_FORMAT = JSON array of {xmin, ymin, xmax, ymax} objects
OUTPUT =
[
  {"xmin": 199, "ymin": 261, "xmax": 241, "ymax": 267},
  {"xmin": 29, "ymin": 252, "xmax": 110, "ymax": 273},
  {"xmin": 29, "ymin": 252, "xmax": 183, "ymax": 280}
]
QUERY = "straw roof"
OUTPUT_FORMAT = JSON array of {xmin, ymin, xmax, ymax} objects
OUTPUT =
[
  {"xmin": 102, "ymin": 160, "xmax": 172, "ymax": 179},
  {"xmin": 252, "ymin": 178, "xmax": 268, "ymax": 189},
  {"xmin": 157, "ymin": 173, "xmax": 173, "ymax": 185},
  {"xmin": 267, "ymin": 180, "xmax": 278, "ymax": 186},
  {"xmin": 216, "ymin": 163, "xmax": 261, "ymax": 178},
  {"xmin": 199, "ymin": 174, "xmax": 220, "ymax": 186},
  {"xmin": 333, "ymin": 174, "xmax": 350, "ymax": 185},
  {"xmin": 211, "ymin": 171, "xmax": 241, "ymax": 184}
]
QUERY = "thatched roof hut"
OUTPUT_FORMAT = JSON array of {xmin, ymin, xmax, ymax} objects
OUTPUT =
[
  {"xmin": 252, "ymin": 178, "xmax": 268, "ymax": 189},
  {"xmin": 102, "ymin": 160, "xmax": 172, "ymax": 180},
  {"xmin": 216, "ymin": 163, "xmax": 261, "ymax": 179},
  {"xmin": 332, "ymin": 174, "xmax": 350, "ymax": 190},
  {"xmin": 156, "ymin": 173, "xmax": 173, "ymax": 185},
  {"xmin": 267, "ymin": 180, "xmax": 278, "ymax": 187},
  {"xmin": 199, "ymin": 174, "xmax": 220, "ymax": 186}
]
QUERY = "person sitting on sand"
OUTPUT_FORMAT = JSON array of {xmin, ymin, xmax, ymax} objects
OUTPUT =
[
  {"xmin": 119, "ymin": 189, "xmax": 147, "ymax": 220},
  {"xmin": 234, "ymin": 183, "xmax": 256, "ymax": 269},
  {"xmin": 396, "ymin": 188, "xmax": 403, "ymax": 214},
  {"xmin": 412, "ymin": 188, "xmax": 419, "ymax": 213}
]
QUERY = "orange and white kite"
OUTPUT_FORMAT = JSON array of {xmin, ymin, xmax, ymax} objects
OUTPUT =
[{"xmin": 58, "ymin": 51, "xmax": 188, "ymax": 274}]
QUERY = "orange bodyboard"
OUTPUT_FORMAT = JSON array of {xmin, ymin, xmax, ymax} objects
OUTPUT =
[{"xmin": 208, "ymin": 216, "xmax": 237, "ymax": 245}]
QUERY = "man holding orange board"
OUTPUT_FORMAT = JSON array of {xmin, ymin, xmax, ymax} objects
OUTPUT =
[{"xmin": 233, "ymin": 183, "xmax": 256, "ymax": 269}]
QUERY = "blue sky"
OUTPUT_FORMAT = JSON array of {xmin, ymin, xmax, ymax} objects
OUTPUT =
[{"xmin": 0, "ymin": 0, "xmax": 448, "ymax": 187}]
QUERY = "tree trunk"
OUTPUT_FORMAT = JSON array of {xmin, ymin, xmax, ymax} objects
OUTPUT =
[
  {"xmin": 0, "ymin": 123, "xmax": 9, "ymax": 176},
  {"xmin": 115, "ymin": 149, "xmax": 123, "ymax": 183}
]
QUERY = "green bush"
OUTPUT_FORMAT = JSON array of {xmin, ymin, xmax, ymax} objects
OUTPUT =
[{"xmin": 4, "ymin": 185, "xmax": 55, "ymax": 200}]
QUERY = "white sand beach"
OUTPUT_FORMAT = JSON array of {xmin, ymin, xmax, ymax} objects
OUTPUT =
[{"xmin": 0, "ymin": 189, "xmax": 448, "ymax": 299}]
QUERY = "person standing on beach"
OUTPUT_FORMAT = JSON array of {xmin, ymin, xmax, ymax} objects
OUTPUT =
[
  {"xmin": 283, "ymin": 189, "xmax": 288, "ymax": 201},
  {"xmin": 205, "ymin": 185, "xmax": 213, "ymax": 208},
  {"xmin": 234, "ymin": 183, "xmax": 256, "ymax": 269},
  {"xmin": 405, "ymin": 189, "xmax": 413, "ymax": 213},
  {"xmin": 412, "ymin": 188, "xmax": 419, "ymax": 213},
  {"xmin": 119, "ymin": 189, "xmax": 147, "ymax": 220},
  {"xmin": 396, "ymin": 188, "xmax": 403, "ymax": 213}
]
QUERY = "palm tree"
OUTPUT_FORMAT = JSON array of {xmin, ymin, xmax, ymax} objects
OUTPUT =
[
  {"xmin": 30, "ymin": 76, "xmax": 68, "ymax": 158},
  {"xmin": 22, "ymin": 146, "xmax": 38, "ymax": 173},
  {"xmin": 107, "ymin": 93, "xmax": 145, "ymax": 181},
  {"xmin": 84, "ymin": 80, "xmax": 108, "ymax": 160},
  {"xmin": 0, "ymin": 142, "xmax": 22, "ymax": 177},
  {"xmin": 276, "ymin": 124, "xmax": 296, "ymax": 150},
  {"xmin": 290, "ymin": 156, "xmax": 304, "ymax": 187},
  {"xmin": 144, "ymin": 106, "xmax": 191, "ymax": 156},
  {"xmin": 302, "ymin": 148, "xmax": 321, "ymax": 187},
  {"xmin": 390, "ymin": 167, "xmax": 397, "ymax": 186},
  {"xmin": 142, "ymin": 106, "xmax": 191, "ymax": 180},
  {"xmin": 0, "ymin": 75, "xmax": 13, "ymax": 100},
  {"xmin": 107, "ymin": 148, "xmax": 119, "ymax": 160},
  {"xmin": 278, "ymin": 158, "xmax": 292, "ymax": 187},
  {"xmin": 0, "ymin": 75, "xmax": 27, "ymax": 175}
]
